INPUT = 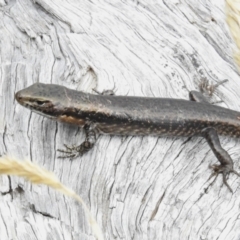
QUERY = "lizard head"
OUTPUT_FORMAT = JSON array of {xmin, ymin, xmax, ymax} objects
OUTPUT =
[{"xmin": 15, "ymin": 83, "xmax": 68, "ymax": 118}]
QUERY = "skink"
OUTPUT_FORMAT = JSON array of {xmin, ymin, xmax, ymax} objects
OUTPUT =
[{"xmin": 15, "ymin": 83, "xmax": 240, "ymax": 192}]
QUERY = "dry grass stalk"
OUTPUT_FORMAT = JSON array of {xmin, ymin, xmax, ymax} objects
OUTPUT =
[
  {"xmin": 226, "ymin": 0, "xmax": 240, "ymax": 68},
  {"xmin": 0, "ymin": 156, "xmax": 104, "ymax": 240}
]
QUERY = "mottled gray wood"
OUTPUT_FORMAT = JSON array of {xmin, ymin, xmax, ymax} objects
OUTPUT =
[{"xmin": 1, "ymin": 0, "xmax": 240, "ymax": 239}]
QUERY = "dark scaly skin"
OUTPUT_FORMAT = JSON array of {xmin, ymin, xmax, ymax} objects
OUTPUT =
[{"xmin": 15, "ymin": 83, "xmax": 240, "ymax": 192}]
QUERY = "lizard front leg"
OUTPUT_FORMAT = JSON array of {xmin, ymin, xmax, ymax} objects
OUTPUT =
[{"xmin": 58, "ymin": 124, "xmax": 97, "ymax": 160}]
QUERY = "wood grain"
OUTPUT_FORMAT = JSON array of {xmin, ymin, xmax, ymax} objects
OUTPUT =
[{"xmin": 1, "ymin": 0, "xmax": 240, "ymax": 239}]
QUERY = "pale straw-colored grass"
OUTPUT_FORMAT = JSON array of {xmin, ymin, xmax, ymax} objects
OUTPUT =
[
  {"xmin": 226, "ymin": 0, "xmax": 240, "ymax": 68},
  {"xmin": 0, "ymin": 156, "xmax": 104, "ymax": 240}
]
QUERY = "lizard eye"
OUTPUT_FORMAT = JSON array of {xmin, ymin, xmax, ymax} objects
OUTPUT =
[
  {"xmin": 34, "ymin": 100, "xmax": 51, "ymax": 107},
  {"xmin": 36, "ymin": 100, "xmax": 45, "ymax": 106}
]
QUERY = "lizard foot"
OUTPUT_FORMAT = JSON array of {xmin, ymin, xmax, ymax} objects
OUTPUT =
[
  {"xmin": 57, "ymin": 144, "xmax": 81, "ymax": 160},
  {"xmin": 57, "ymin": 141, "xmax": 93, "ymax": 160},
  {"xmin": 92, "ymin": 83, "xmax": 115, "ymax": 96},
  {"xmin": 199, "ymin": 78, "xmax": 228, "ymax": 96},
  {"xmin": 206, "ymin": 163, "xmax": 240, "ymax": 193}
]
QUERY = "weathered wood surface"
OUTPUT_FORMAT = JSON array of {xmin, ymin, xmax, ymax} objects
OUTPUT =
[{"xmin": 1, "ymin": 0, "xmax": 240, "ymax": 239}]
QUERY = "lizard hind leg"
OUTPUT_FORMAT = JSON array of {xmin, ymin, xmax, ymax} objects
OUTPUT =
[
  {"xmin": 202, "ymin": 127, "xmax": 240, "ymax": 192},
  {"xmin": 189, "ymin": 91, "xmax": 210, "ymax": 103},
  {"xmin": 189, "ymin": 79, "xmax": 228, "ymax": 103},
  {"xmin": 199, "ymin": 78, "xmax": 228, "ymax": 96},
  {"xmin": 207, "ymin": 163, "xmax": 240, "ymax": 192}
]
